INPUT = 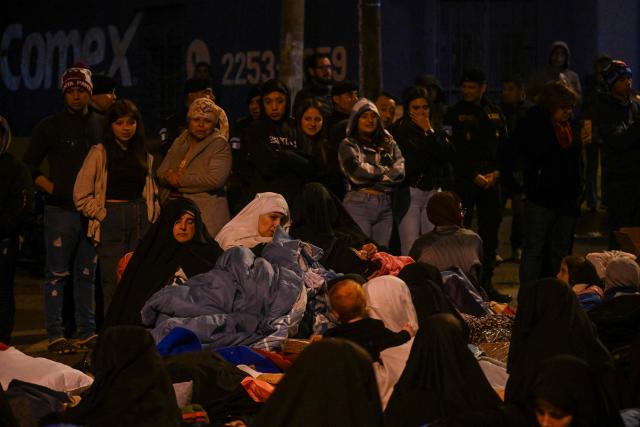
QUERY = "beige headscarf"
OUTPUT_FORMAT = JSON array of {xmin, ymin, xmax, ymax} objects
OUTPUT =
[
  {"xmin": 187, "ymin": 97, "xmax": 229, "ymax": 139},
  {"xmin": 215, "ymin": 192, "xmax": 289, "ymax": 250}
]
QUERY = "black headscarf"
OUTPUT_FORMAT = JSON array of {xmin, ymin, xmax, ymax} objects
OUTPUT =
[
  {"xmin": 59, "ymin": 326, "xmax": 181, "ymax": 427},
  {"xmin": 384, "ymin": 313, "xmax": 501, "ymax": 426},
  {"xmin": 506, "ymin": 278, "xmax": 617, "ymax": 406},
  {"xmin": 105, "ymin": 198, "xmax": 223, "ymax": 327},
  {"xmin": 531, "ymin": 355, "xmax": 623, "ymax": 426},
  {"xmin": 397, "ymin": 262, "xmax": 469, "ymax": 339},
  {"xmin": 163, "ymin": 350, "xmax": 260, "ymax": 423},
  {"xmin": 253, "ymin": 339, "xmax": 383, "ymax": 427},
  {"xmin": 290, "ymin": 182, "xmax": 375, "ymax": 273}
]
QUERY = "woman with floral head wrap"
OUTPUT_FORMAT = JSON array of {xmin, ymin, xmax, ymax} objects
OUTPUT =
[{"xmin": 157, "ymin": 97, "xmax": 232, "ymax": 236}]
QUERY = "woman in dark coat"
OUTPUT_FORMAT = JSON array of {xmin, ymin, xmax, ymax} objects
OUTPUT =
[
  {"xmin": 517, "ymin": 81, "xmax": 582, "ymax": 284},
  {"xmin": 104, "ymin": 198, "xmax": 222, "ymax": 327}
]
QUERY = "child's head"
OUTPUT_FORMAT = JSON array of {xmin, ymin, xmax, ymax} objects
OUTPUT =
[
  {"xmin": 328, "ymin": 279, "xmax": 367, "ymax": 323},
  {"xmin": 558, "ymin": 255, "xmax": 600, "ymax": 287}
]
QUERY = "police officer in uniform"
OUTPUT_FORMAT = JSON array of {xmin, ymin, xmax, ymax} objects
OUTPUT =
[{"xmin": 445, "ymin": 69, "xmax": 511, "ymax": 302}]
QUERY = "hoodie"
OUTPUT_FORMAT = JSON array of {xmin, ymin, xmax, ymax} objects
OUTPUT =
[
  {"xmin": 527, "ymin": 41, "xmax": 582, "ymax": 101},
  {"xmin": 0, "ymin": 116, "xmax": 31, "ymax": 239},
  {"xmin": 244, "ymin": 79, "xmax": 311, "ymax": 205},
  {"xmin": 338, "ymin": 99, "xmax": 405, "ymax": 192}
]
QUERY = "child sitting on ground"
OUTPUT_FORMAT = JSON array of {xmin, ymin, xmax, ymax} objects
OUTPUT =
[
  {"xmin": 557, "ymin": 255, "xmax": 603, "ymax": 311},
  {"xmin": 323, "ymin": 279, "xmax": 415, "ymax": 362}
]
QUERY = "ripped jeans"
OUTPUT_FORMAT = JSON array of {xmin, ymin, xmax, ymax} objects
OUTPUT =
[{"xmin": 43, "ymin": 205, "xmax": 97, "ymax": 340}]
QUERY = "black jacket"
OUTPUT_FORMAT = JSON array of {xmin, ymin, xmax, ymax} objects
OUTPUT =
[
  {"xmin": 517, "ymin": 106, "xmax": 582, "ymax": 216},
  {"xmin": 245, "ymin": 117, "xmax": 311, "ymax": 205},
  {"xmin": 23, "ymin": 109, "xmax": 103, "ymax": 210},
  {"xmin": 444, "ymin": 99, "xmax": 507, "ymax": 186},
  {"xmin": 392, "ymin": 118, "xmax": 454, "ymax": 191},
  {"xmin": 596, "ymin": 93, "xmax": 640, "ymax": 179}
]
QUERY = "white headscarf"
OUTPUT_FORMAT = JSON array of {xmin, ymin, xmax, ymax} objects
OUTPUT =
[
  {"xmin": 215, "ymin": 192, "xmax": 289, "ymax": 250},
  {"xmin": 363, "ymin": 275, "xmax": 418, "ymax": 409}
]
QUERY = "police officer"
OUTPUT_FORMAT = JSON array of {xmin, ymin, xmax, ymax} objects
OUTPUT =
[
  {"xmin": 597, "ymin": 60, "xmax": 640, "ymax": 248},
  {"xmin": 445, "ymin": 69, "xmax": 511, "ymax": 302}
]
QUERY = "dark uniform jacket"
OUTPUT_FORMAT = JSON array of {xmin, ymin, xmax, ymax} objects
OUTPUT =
[{"xmin": 444, "ymin": 99, "xmax": 508, "ymax": 189}]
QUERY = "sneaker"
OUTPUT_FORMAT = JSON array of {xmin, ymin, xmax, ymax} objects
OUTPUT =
[
  {"xmin": 487, "ymin": 288, "xmax": 512, "ymax": 304},
  {"xmin": 48, "ymin": 338, "xmax": 79, "ymax": 355},
  {"xmin": 76, "ymin": 334, "xmax": 98, "ymax": 350}
]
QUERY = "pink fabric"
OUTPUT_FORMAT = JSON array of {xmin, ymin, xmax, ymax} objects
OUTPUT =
[
  {"xmin": 241, "ymin": 377, "xmax": 275, "ymax": 402},
  {"xmin": 368, "ymin": 252, "xmax": 415, "ymax": 278}
]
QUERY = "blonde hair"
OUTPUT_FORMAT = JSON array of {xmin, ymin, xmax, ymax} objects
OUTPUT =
[{"xmin": 328, "ymin": 280, "xmax": 367, "ymax": 322}]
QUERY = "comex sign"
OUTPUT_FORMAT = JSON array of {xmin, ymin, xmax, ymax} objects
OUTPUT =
[{"xmin": 0, "ymin": 13, "xmax": 142, "ymax": 91}]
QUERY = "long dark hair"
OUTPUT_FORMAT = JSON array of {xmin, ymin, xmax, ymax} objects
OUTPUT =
[
  {"xmin": 104, "ymin": 99, "xmax": 147, "ymax": 167},
  {"xmin": 295, "ymin": 97, "xmax": 330, "ymax": 158}
]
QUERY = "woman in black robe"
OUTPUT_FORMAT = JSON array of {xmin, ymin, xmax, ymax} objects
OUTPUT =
[
  {"xmin": 505, "ymin": 278, "xmax": 620, "ymax": 408},
  {"xmin": 290, "ymin": 182, "xmax": 378, "ymax": 274},
  {"xmin": 105, "ymin": 198, "xmax": 223, "ymax": 327},
  {"xmin": 383, "ymin": 313, "xmax": 501, "ymax": 426},
  {"xmin": 396, "ymin": 262, "xmax": 468, "ymax": 338},
  {"xmin": 530, "ymin": 355, "xmax": 623, "ymax": 427},
  {"xmin": 52, "ymin": 326, "xmax": 181, "ymax": 426},
  {"xmin": 253, "ymin": 338, "xmax": 383, "ymax": 427}
]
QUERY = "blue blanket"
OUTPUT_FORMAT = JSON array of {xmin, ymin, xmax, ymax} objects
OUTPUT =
[{"xmin": 141, "ymin": 236, "xmax": 305, "ymax": 350}]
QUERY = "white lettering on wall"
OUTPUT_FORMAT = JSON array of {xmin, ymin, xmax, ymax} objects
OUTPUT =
[
  {"xmin": 21, "ymin": 32, "xmax": 45, "ymax": 89},
  {"xmin": 0, "ymin": 12, "xmax": 142, "ymax": 91},
  {"xmin": 107, "ymin": 12, "xmax": 142, "ymax": 86},
  {"xmin": 1, "ymin": 24, "xmax": 22, "ymax": 91}
]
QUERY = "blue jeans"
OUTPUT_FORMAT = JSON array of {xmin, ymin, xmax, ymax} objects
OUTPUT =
[
  {"xmin": 398, "ymin": 187, "xmax": 437, "ymax": 255},
  {"xmin": 519, "ymin": 201, "xmax": 576, "ymax": 285},
  {"xmin": 98, "ymin": 200, "xmax": 150, "ymax": 313},
  {"xmin": 0, "ymin": 237, "xmax": 18, "ymax": 344},
  {"xmin": 43, "ymin": 205, "xmax": 97, "ymax": 340},
  {"xmin": 343, "ymin": 191, "xmax": 393, "ymax": 248}
]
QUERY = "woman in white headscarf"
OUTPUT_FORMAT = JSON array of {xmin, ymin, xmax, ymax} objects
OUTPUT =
[
  {"xmin": 363, "ymin": 275, "xmax": 418, "ymax": 409},
  {"xmin": 215, "ymin": 192, "xmax": 289, "ymax": 251}
]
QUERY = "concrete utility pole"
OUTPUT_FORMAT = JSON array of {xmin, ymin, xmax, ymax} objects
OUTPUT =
[
  {"xmin": 280, "ymin": 0, "xmax": 305, "ymax": 98},
  {"xmin": 359, "ymin": 0, "xmax": 383, "ymax": 99}
]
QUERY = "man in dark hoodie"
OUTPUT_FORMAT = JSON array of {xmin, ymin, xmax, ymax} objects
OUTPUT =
[
  {"xmin": 244, "ymin": 79, "xmax": 311, "ymax": 206},
  {"xmin": 596, "ymin": 60, "xmax": 640, "ymax": 248},
  {"xmin": 527, "ymin": 41, "xmax": 582, "ymax": 102},
  {"xmin": 23, "ymin": 64, "xmax": 102, "ymax": 353},
  {"xmin": 0, "ymin": 117, "xmax": 31, "ymax": 345},
  {"xmin": 444, "ymin": 69, "xmax": 511, "ymax": 303}
]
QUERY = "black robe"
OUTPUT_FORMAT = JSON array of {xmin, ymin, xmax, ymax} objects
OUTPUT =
[
  {"xmin": 531, "ymin": 355, "xmax": 623, "ymax": 426},
  {"xmin": 105, "ymin": 198, "xmax": 223, "ymax": 327},
  {"xmin": 384, "ymin": 313, "xmax": 501, "ymax": 426},
  {"xmin": 505, "ymin": 278, "xmax": 619, "ymax": 407},
  {"xmin": 57, "ymin": 326, "xmax": 181, "ymax": 426},
  {"xmin": 253, "ymin": 338, "xmax": 383, "ymax": 427},
  {"xmin": 290, "ymin": 182, "xmax": 376, "ymax": 274}
]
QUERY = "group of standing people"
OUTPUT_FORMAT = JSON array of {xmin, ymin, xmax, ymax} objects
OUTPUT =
[{"xmin": 1, "ymin": 38, "xmax": 639, "ymax": 358}]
